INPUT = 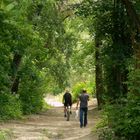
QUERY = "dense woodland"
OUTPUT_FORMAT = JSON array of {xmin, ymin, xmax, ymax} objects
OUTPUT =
[{"xmin": 0, "ymin": 0, "xmax": 140, "ymax": 140}]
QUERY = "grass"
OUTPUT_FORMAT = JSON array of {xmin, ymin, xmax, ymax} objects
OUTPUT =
[
  {"xmin": 0, "ymin": 129, "xmax": 14, "ymax": 140},
  {"xmin": 42, "ymin": 100, "xmax": 52, "ymax": 111}
]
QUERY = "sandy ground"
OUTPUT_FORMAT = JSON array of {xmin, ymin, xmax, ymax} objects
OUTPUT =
[{"xmin": 0, "ymin": 98, "xmax": 100, "ymax": 140}]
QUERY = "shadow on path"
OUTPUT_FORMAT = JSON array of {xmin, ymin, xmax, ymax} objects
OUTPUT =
[{"xmin": 0, "ymin": 98, "xmax": 100, "ymax": 140}]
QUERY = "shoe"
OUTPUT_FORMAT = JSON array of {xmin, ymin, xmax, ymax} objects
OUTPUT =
[{"xmin": 80, "ymin": 125, "xmax": 83, "ymax": 128}]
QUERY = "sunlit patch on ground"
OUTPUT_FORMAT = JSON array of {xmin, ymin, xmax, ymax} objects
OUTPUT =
[
  {"xmin": 0, "ymin": 95, "xmax": 99, "ymax": 140},
  {"xmin": 44, "ymin": 95, "xmax": 63, "ymax": 107}
]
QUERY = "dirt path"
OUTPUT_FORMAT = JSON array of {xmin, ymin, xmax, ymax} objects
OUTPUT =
[{"xmin": 0, "ymin": 99, "xmax": 100, "ymax": 140}]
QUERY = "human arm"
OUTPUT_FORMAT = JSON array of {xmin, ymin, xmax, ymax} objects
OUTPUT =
[
  {"xmin": 87, "ymin": 94, "xmax": 89, "ymax": 101},
  {"xmin": 62, "ymin": 94, "xmax": 65, "ymax": 104},
  {"xmin": 70, "ymin": 93, "xmax": 72, "ymax": 103}
]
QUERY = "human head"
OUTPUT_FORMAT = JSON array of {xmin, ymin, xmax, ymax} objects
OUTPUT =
[
  {"xmin": 65, "ymin": 88, "xmax": 70, "ymax": 93},
  {"xmin": 66, "ymin": 89, "xmax": 69, "ymax": 93},
  {"xmin": 82, "ymin": 89, "xmax": 87, "ymax": 93}
]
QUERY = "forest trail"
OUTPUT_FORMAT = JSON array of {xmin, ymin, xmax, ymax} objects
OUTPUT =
[{"xmin": 0, "ymin": 97, "xmax": 100, "ymax": 140}]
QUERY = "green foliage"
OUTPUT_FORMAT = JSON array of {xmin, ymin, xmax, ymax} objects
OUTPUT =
[
  {"xmin": 0, "ymin": 129, "xmax": 13, "ymax": 140},
  {"xmin": 98, "ymin": 69, "xmax": 140, "ymax": 140},
  {"xmin": 68, "ymin": 18, "xmax": 95, "ymax": 87},
  {"xmin": 19, "ymin": 62, "xmax": 44, "ymax": 114},
  {"xmin": 72, "ymin": 81, "xmax": 95, "ymax": 102},
  {"xmin": 100, "ymin": 101, "xmax": 140, "ymax": 140},
  {"xmin": 98, "ymin": 127, "xmax": 122, "ymax": 140},
  {"xmin": 0, "ymin": 94, "xmax": 22, "ymax": 120},
  {"xmin": 26, "ymin": 0, "xmax": 76, "ymax": 90},
  {"xmin": 76, "ymin": 1, "xmax": 140, "ymax": 140},
  {"xmin": 19, "ymin": 83, "xmax": 43, "ymax": 115},
  {"xmin": 76, "ymin": 0, "xmax": 133, "ymax": 98},
  {"xmin": 51, "ymin": 87, "xmax": 63, "ymax": 95},
  {"xmin": 0, "ymin": 0, "xmax": 78, "ymax": 118},
  {"xmin": 122, "ymin": 69, "xmax": 140, "ymax": 139},
  {"xmin": 42, "ymin": 101, "xmax": 51, "ymax": 112}
]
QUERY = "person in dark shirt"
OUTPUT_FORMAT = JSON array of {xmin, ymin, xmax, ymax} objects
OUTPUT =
[
  {"xmin": 63, "ymin": 90, "xmax": 72, "ymax": 117},
  {"xmin": 76, "ymin": 89, "xmax": 89, "ymax": 128}
]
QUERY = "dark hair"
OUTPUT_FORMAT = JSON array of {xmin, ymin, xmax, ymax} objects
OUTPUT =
[{"xmin": 82, "ymin": 89, "xmax": 86, "ymax": 93}]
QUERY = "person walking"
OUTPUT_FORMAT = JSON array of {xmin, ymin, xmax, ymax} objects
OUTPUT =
[
  {"xmin": 63, "ymin": 90, "xmax": 72, "ymax": 117},
  {"xmin": 76, "ymin": 89, "xmax": 89, "ymax": 128}
]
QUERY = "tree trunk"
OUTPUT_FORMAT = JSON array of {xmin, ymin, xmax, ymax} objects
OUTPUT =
[
  {"xmin": 104, "ymin": 0, "xmax": 131, "ymax": 100},
  {"xmin": 11, "ymin": 53, "xmax": 22, "ymax": 94},
  {"xmin": 121, "ymin": 0, "xmax": 140, "ymax": 68},
  {"xmin": 95, "ymin": 36, "xmax": 104, "ymax": 110},
  {"xmin": 121, "ymin": 0, "xmax": 140, "ymax": 32}
]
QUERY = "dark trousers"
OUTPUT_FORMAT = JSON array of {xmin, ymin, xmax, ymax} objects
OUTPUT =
[{"xmin": 80, "ymin": 107, "xmax": 88, "ymax": 127}]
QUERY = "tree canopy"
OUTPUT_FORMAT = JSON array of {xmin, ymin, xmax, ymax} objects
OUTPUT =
[{"xmin": 0, "ymin": 0, "xmax": 140, "ymax": 139}]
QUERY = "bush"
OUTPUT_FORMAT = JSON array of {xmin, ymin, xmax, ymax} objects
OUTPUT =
[
  {"xmin": 19, "ymin": 72, "xmax": 44, "ymax": 114},
  {"xmin": 72, "ymin": 81, "xmax": 95, "ymax": 102},
  {"xmin": 0, "ymin": 94, "xmax": 22, "ymax": 120},
  {"xmin": 97, "ymin": 69, "xmax": 140, "ymax": 140},
  {"xmin": 19, "ymin": 82, "xmax": 44, "ymax": 114},
  {"xmin": 0, "ymin": 129, "xmax": 13, "ymax": 140},
  {"xmin": 100, "ymin": 100, "xmax": 140, "ymax": 140},
  {"xmin": 98, "ymin": 127, "xmax": 127, "ymax": 140},
  {"xmin": 18, "ymin": 62, "xmax": 45, "ymax": 114}
]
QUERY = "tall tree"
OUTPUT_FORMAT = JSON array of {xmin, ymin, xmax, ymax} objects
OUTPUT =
[{"xmin": 121, "ymin": 0, "xmax": 140, "ymax": 68}]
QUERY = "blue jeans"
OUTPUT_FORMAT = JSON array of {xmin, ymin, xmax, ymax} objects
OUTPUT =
[{"xmin": 80, "ymin": 107, "xmax": 88, "ymax": 127}]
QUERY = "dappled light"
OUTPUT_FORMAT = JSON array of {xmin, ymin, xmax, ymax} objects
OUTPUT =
[{"xmin": 0, "ymin": 0, "xmax": 140, "ymax": 139}]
